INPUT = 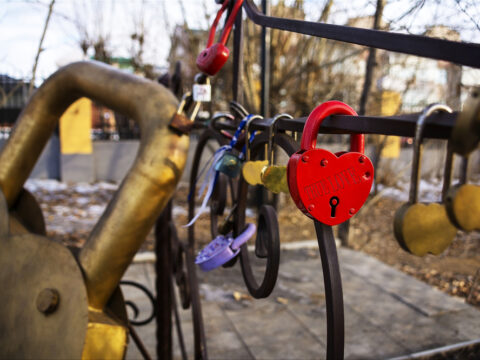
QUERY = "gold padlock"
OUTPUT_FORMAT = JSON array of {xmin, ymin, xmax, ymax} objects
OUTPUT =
[
  {"xmin": 393, "ymin": 104, "xmax": 457, "ymax": 256},
  {"xmin": 260, "ymin": 113, "xmax": 293, "ymax": 194},
  {"xmin": 445, "ymin": 154, "xmax": 480, "ymax": 231},
  {"xmin": 242, "ymin": 114, "xmax": 268, "ymax": 185}
]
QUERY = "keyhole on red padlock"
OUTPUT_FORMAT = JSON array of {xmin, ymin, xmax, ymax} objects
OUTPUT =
[{"xmin": 329, "ymin": 196, "xmax": 339, "ymax": 217}]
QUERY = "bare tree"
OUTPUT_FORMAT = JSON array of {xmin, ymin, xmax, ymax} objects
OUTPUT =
[{"xmin": 29, "ymin": 0, "xmax": 55, "ymax": 96}]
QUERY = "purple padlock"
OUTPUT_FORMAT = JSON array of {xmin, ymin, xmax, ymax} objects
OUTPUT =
[{"xmin": 195, "ymin": 223, "xmax": 256, "ymax": 271}]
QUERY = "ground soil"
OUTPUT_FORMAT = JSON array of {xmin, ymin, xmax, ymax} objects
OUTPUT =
[{"xmin": 36, "ymin": 181, "xmax": 479, "ymax": 309}]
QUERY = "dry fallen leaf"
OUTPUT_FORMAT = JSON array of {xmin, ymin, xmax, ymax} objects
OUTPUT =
[{"xmin": 276, "ymin": 297, "xmax": 289, "ymax": 305}]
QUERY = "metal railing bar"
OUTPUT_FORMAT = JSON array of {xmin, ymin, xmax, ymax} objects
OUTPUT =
[
  {"xmin": 213, "ymin": 111, "xmax": 457, "ymax": 139},
  {"xmin": 242, "ymin": 0, "xmax": 480, "ymax": 69}
]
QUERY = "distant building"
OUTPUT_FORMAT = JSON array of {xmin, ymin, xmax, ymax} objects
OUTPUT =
[{"xmin": 0, "ymin": 74, "xmax": 33, "ymax": 138}]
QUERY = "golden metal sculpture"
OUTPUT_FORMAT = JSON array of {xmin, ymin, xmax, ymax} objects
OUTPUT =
[{"xmin": 0, "ymin": 61, "xmax": 189, "ymax": 359}]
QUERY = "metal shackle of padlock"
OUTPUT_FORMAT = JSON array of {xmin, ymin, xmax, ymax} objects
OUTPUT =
[
  {"xmin": 451, "ymin": 86, "xmax": 480, "ymax": 156},
  {"xmin": 196, "ymin": 0, "xmax": 244, "ymax": 76},
  {"xmin": 445, "ymin": 153, "xmax": 480, "ymax": 232},
  {"xmin": 242, "ymin": 115, "xmax": 268, "ymax": 185},
  {"xmin": 168, "ymin": 91, "xmax": 201, "ymax": 135},
  {"xmin": 210, "ymin": 112, "xmax": 236, "ymax": 140},
  {"xmin": 287, "ymin": 100, "xmax": 374, "ymax": 226},
  {"xmin": 261, "ymin": 113, "xmax": 293, "ymax": 194},
  {"xmin": 393, "ymin": 103, "xmax": 458, "ymax": 256},
  {"xmin": 215, "ymin": 114, "xmax": 261, "ymax": 178}
]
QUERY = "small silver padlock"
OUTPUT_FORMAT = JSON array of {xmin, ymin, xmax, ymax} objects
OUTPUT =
[{"xmin": 193, "ymin": 77, "xmax": 212, "ymax": 103}]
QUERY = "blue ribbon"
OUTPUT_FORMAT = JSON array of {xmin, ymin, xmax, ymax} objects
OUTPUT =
[{"xmin": 184, "ymin": 115, "xmax": 255, "ymax": 227}]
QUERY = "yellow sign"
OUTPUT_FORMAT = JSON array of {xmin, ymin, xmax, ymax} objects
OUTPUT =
[
  {"xmin": 380, "ymin": 91, "xmax": 402, "ymax": 159},
  {"xmin": 60, "ymin": 97, "xmax": 93, "ymax": 154}
]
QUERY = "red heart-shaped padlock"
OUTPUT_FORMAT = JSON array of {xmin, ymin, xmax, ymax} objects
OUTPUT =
[
  {"xmin": 196, "ymin": 0, "xmax": 244, "ymax": 76},
  {"xmin": 287, "ymin": 101, "xmax": 374, "ymax": 226}
]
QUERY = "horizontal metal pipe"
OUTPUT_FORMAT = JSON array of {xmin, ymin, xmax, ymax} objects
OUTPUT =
[
  {"xmin": 217, "ymin": 112, "xmax": 457, "ymax": 139},
  {"xmin": 0, "ymin": 61, "xmax": 189, "ymax": 310},
  {"xmin": 243, "ymin": 0, "xmax": 480, "ymax": 68}
]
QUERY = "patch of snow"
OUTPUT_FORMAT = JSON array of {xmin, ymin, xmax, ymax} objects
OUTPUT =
[
  {"xmin": 199, "ymin": 283, "xmax": 234, "ymax": 302},
  {"xmin": 25, "ymin": 179, "xmax": 67, "ymax": 192},
  {"xmin": 88, "ymin": 205, "xmax": 107, "ymax": 216},
  {"xmin": 98, "ymin": 182, "xmax": 119, "ymax": 191},
  {"xmin": 378, "ymin": 178, "xmax": 444, "ymax": 203},
  {"xmin": 172, "ymin": 206, "xmax": 188, "ymax": 217},
  {"xmin": 74, "ymin": 197, "xmax": 91, "ymax": 206},
  {"xmin": 73, "ymin": 182, "xmax": 117, "ymax": 194},
  {"xmin": 245, "ymin": 208, "xmax": 257, "ymax": 218}
]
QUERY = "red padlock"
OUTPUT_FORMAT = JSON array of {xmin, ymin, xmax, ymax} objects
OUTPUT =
[
  {"xmin": 196, "ymin": 0, "xmax": 244, "ymax": 76},
  {"xmin": 287, "ymin": 101, "xmax": 374, "ymax": 226}
]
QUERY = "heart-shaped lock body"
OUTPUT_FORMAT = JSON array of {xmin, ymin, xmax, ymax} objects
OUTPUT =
[
  {"xmin": 242, "ymin": 115, "xmax": 267, "ymax": 185},
  {"xmin": 446, "ymin": 184, "xmax": 480, "ymax": 231},
  {"xmin": 243, "ymin": 160, "xmax": 268, "ymax": 185},
  {"xmin": 393, "ymin": 104, "xmax": 457, "ymax": 256},
  {"xmin": 287, "ymin": 101, "xmax": 374, "ymax": 226},
  {"xmin": 196, "ymin": 0, "xmax": 244, "ymax": 76},
  {"xmin": 261, "ymin": 165, "xmax": 289, "ymax": 194},
  {"xmin": 394, "ymin": 203, "xmax": 457, "ymax": 256},
  {"xmin": 260, "ymin": 114, "xmax": 293, "ymax": 194},
  {"xmin": 445, "ymin": 155, "xmax": 480, "ymax": 231}
]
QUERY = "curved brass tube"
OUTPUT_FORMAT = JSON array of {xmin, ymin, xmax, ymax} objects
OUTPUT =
[{"xmin": 0, "ymin": 61, "xmax": 189, "ymax": 310}]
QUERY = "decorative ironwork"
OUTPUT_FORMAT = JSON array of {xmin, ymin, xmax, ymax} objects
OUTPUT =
[{"xmin": 119, "ymin": 280, "xmax": 156, "ymax": 326}]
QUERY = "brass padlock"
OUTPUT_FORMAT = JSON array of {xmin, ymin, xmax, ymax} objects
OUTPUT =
[
  {"xmin": 394, "ymin": 104, "xmax": 457, "ymax": 256},
  {"xmin": 242, "ymin": 114, "xmax": 268, "ymax": 185},
  {"xmin": 260, "ymin": 113, "xmax": 293, "ymax": 194},
  {"xmin": 451, "ymin": 86, "xmax": 480, "ymax": 156},
  {"xmin": 445, "ymin": 154, "xmax": 480, "ymax": 231},
  {"xmin": 169, "ymin": 91, "xmax": 201, "ymax": 135}
]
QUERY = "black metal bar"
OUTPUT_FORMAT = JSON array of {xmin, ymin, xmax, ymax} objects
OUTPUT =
[
  {"xmin": 314, "ymin": 221, "xmax": 344, "ymax": 360},
  {"xmin": 232, "ymin": 0, "xmax": 244, "ymax": 103},
  {"xmin": 260, "ymin": 0, "xmax": 270, "ymax": 117},
  {"xmin": 155, "ymin": 203, "xmax": 173, "ymax": 360},
  {"xmin": 243, "ymin": 0, "xmax": 480, "ymax": 69},
  {"xmin": 129, "ymin": 324, "xmax": 153, "ymax": 360},
  {"xmin": 217, "ymin": 111, "xmax": 458, "ymax": 139}
]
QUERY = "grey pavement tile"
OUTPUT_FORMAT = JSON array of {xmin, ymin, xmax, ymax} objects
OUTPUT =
[
  {"xmin": 433, "ymin": 306, "xmax": 480, "ymax": 341},
  {"xmin": 342, "ymin": 267, "xmax": 468, "ymax": 353},
  {"xmin": 287, "ymin": 302, "xmax": 408, "ymax": 359},
  {"xmin": 126, "ymin": 323, "xmax": 157, "ymax": 360},
  {"xmin": 339, "ymin": 248, "xmax": 467, "ymax": 316},
  {"xmin": 204, "ymin": 303, "xmax": 253, "ymax": 359},
  {"xmin": 123, "ymin": 248, "xmax": 479, "ymax": 359},
  {"xmin": 222, "ymin": 300, "xmax": 325, "ymax": 359},
  {"xmin": 385, "ymin": 315, "xmax": 466, "ymax": 354},
  {"xmin": 123, "ymin": 263, "xmax": 155, "ymax": 291}
]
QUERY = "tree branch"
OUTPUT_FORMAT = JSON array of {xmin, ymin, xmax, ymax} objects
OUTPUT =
[{"xmin": 29, "ymin": 0, "xmax": 55, "ymax": 96}]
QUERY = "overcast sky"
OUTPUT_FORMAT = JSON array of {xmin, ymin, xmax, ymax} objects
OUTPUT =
[{"xmin": 1, "ymin": 0, "xmax": 479, "ymax": 81}]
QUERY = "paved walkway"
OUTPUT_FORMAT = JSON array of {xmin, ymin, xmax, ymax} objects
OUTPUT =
[{"xmin": 122, "ymin": 246, "xmax": 480, "ymax": 359}]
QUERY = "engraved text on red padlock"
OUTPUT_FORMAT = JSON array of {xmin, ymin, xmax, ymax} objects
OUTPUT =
[{"xmin": 287, "ymin": 101, "xmax": 374, "ymax": 226}]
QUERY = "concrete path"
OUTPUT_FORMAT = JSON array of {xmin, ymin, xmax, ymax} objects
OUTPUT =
[{"xmin": 122, "ymin": 247, "xmax": 480, "ymax": 360}]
